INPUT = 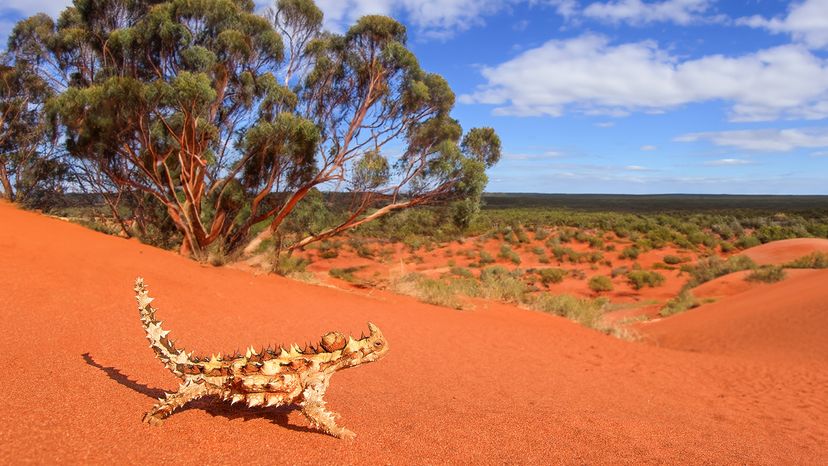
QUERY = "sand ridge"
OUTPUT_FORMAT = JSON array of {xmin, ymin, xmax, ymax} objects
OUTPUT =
[{"xmin": 1, "ymin": 201, "xmax": 826, "ymax": 464}]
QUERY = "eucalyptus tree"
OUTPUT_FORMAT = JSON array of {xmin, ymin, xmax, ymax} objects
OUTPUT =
[
  {"xmin": 10, "ymin": 0, "xmax": 500, "ymax": 259},
  {"xmin": 0, "ymin": 52, "xmax": 63, "ymax": 204}
]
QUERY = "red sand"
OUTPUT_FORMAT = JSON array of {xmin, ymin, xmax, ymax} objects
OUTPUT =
[
  {"xmin": 741, "ymin": 238, "xmax": 828, "ymax": 265},
  {"xmin": 1, "ymin": 201, "xmax": 826, "ymax": 464}
]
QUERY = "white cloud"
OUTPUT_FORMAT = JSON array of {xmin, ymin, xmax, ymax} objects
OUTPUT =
[
  {"xmin": 583, "ymin": 0, "xmax": 713, "ymax": 25},
  {"xmin": 704, "ymin": 158, "xmax": 753, "ymax": 166},
  {"xmin": 624, "ymin": 165, "xmax": 650, "ymax": 170},
  {"xmin": 315, "ymin": 0, "xmax": 509, "ymax": 37},
  {"xmin": 739, "ymin": 0, "xmax": 828, "ymax": 50},
  {"xmin": 460, "ymin": 34, "xmax": 828, "ymax": 121},
  {"xmin": 676, "ymin": 127, "xmax": 828, "ymax": 152},
  {"xmin": 640, "ymin": 144, "xmax": 657, "ymax": 151},
  {"xmin": 595, "ymin": 121, "xmax": 616, "ymax": 128}
]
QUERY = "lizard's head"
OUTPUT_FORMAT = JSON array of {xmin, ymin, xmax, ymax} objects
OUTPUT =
[
  {"xmin": 357, "ymin": 322, "xmax": 389, "ymax": 363},
  {"xmin": 322, "ymin": 322, "xmax": 388, "ymax": 369}
]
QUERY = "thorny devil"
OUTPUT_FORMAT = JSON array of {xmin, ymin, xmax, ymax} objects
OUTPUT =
[{"xmin": 134, "ymin": 277, "xmax": 389, "ymax": 439}]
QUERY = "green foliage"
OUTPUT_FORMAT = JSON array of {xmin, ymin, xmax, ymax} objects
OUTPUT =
[
  {"xmin": 745, "ymin": 265, "xmax": 786, "ymax": 283},
  {"xmin": 271, "ymin": 252, "xmax": 310, "ymax": 276},
  {"xmin": 537, "ymin": 268, "xmax": 567, "ymax": 285},
  {"xmin": 683, "ymin": 255, "xmax": 757, "ymax": 288},
  {"xmin": 588, "ymin": 275, "xmax": 613, "ymax": 293},
  {"xmin": 619, "ymin": 246, "xmax": 640, "ymax": 260},
  {"xmin": 329, "ymin": 266, "xmax": 367, "ymax": 284},
  {"xmin": 498, "ymin": 244, "xmax": 521, "ymax": 264},
  {"xmin": 529, "ymin": 293, "xmax": 608, "ymax": 329},
  {"xmin": 663, "ymin": 254, "xmax": 689, "ymax": 265},
  {"xmin": 479, "ymin": 266, "xmax": 526, "ymax": 303},
  {"xmin": 626, "ymin": 270, "xmax": 665, "ymax": 290},
  {"xmin": 785, "ymin": 252, "xmax": 828, "ymax": 268},
  {"xmin": 660, "ymin": 289, "xmax": 700, "ymax": 317}
]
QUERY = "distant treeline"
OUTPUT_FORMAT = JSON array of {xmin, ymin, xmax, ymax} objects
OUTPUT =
[{"xmin": 482, "ymin": 193, "xmax": 828, "ymax": 214}]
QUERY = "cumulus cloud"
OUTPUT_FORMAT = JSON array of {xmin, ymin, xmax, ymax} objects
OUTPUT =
[
  {"xmin": 583, "ymin": 0, "xmax": 714, "ymax": 25},
  {"xmin": 460, "ymin": 34, "xmax": 828, "ymax": 121},
  {"xmin": 676, "ymin": 127, "xmax": 828, "ymax": 152},
  {"xmin": 315, "ymin": 0, "xmax": 508, "ymax": 37},
  {"xmin": 739, "ymin": 0, "xmax": 828, "ymax": 50}
]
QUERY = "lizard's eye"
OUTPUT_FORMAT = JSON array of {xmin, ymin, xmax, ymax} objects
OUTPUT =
[{"xmin": 373, "ymin": 340, "xmax": 383, "ymax": 348}]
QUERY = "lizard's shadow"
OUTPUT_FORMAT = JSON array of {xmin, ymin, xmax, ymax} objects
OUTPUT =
[{"xmin": 81, "ymin": 353, "xmax": 317, "ymax": 434}]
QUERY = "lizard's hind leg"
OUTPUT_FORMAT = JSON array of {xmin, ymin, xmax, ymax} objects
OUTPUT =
[{"xmin": 143, "ymin": 379, "xmax": 218, "ymax": 426}]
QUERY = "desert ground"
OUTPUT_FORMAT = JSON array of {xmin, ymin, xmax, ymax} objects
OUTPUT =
[{"xmin": 1, "ymin": 200, "xmax": 827, "ymax": 464}]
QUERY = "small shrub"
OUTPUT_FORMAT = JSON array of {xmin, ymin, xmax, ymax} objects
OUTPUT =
[
  {"xmin": 479, "ymin": 250, "xmax": 495, "ymax": 265},
  {"xmin": 683, "ymin": 255, "xmax": 756, "ymax": 287},
  {"xmin": 479, "ymin": 266, "xmax": 527, "ymax": 303},
  {"xmin": 660, "ymin": 289, "xmax": 700, "ymax": 317},
  {"xmin": 498, "ymin": 244, "xmax": 522, "ymax": 265},
  {"xmin": 318, "ymin": 240, "xmax": 340, "ymax": 259},
  {"xmin": 272, "ymin": 253, "xmax": 310, "ymax": 276},
  {"xmin": 626, "ymin": 270, "xmax": 666, "ymax": 290},
  {"xmin": 588, "ymin": 275, "xmax": 613, "ymax": 293},
  {"xmin": 619, "ymin": 246, "xmax": 640, "ymax": 260},
  {"xmin": 450, "ymin": 266, "xmax": 474, "ymax": 278},
  {"xmin": 745, "ymin": 265, "xmax": 786, "ymax": 283},
  {"xmin": 329, "ymin": 266, "xmax": 367, "ymax": 285},
  {"xmin": 529, "ymin": 293, "xmax": 607, "ymax": 329},
  {"xmin": 538, "ymin": 268, "xmax": 567, "ymax": 285},
  {"xmin": 785, "ymin": 252, "xmax": 828, "ymax": 269},
  {"xmin": 735, "ymin": 235, "xmax": 761, "ymax": 249},
  {"xmin": 534, "ymin": 227, "xmax": 549, "ymax": 241},
  {"xmin": 663, "ymin": 255, "xmax": 688, "ymax": 265}
]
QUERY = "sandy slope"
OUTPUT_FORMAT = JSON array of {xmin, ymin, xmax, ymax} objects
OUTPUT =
[
  {"xmin": 741, "ymin": 238, "xmax": 828, "ymax": 265},
  {"xmin": 1, "ymin": 201, "xmax": 826, "ymax": 464}
]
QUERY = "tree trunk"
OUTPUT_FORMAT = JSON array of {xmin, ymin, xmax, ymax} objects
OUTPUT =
[{"xmin": 0, "ymin": 165, "xmax": 15, "ymax": 202}]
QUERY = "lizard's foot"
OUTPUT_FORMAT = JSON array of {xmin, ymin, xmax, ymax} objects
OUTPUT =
[
  {"xmin": 142, "ymin": 413, "xmax": 165, "ymax": 426},
  {"xmin": 336, "ymin": 428, "xmax": 357, "ymax": 440}
]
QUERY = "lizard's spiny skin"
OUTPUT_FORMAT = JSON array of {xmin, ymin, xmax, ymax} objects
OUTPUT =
[{"xmin": 134, "ymin": 277, "xmax": 389, "ymax": 439}]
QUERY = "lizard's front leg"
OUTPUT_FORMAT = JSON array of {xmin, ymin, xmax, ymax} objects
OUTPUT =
[{"xmin": 299, "ymin": 382, "xmax": 355, "ymax": 439}]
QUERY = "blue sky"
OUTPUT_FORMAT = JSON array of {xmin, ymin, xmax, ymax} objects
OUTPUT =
[{"xmin": 4, "ymin": 0, "xmax": 828, "ymax": 194}]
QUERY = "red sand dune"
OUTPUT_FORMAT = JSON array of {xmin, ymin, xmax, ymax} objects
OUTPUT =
[
  {"xmin": 642, "ymin": 268, "xmax": 828, "ymax": 366},
  {"xmin": 741, "ymin": 238, "xmax": 828, "ymax": 265},
  {"xmin": 1, "ymin": 201, "xmax": 826, "ymax": 464}
]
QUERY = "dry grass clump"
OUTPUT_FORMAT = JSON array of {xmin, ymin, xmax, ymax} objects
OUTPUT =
[
  {"xmin": 659, "ymin": 289, "xmax": 700, "ymax": 317},
  {"xmin": 745, "ymin": 265, "xmax": 786, "ymax": 283},
  {"xmin": 527, "ymin": 293, "xmax": 609, "ymax": 330},
  {"xmin": 785, "ymin": 252, "xmax": 828, "ymax": 269},
  {"xmin": 479, "ymin": 266, "xmax": 526, "ymax": 303},
  {"xmin": 588, "ymin": 275, "xmax": 613, "ymax": 293}
]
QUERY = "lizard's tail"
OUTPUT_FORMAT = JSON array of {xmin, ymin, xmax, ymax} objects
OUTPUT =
[{"xmin": 134, "ymin": 277, "xmax": 193, "ymax": 379}]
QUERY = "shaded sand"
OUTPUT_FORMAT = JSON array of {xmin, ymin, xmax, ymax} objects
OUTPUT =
[
  {"xmin": 1, "ymin": 201, "xmax": 826, "ymax": 464},
  {"xmin": 741, "ymin": 238, "xmax": 828, "ymax": 265}
]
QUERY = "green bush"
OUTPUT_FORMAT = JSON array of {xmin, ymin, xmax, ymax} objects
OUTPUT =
[
  {"xmin": 785, "ymin": 252, "xmax": 828, "ymax": 269},
  {"xmin": 663, "ymin": 254, "xmax": 689, "ymax": 265},
  {"xmin": 684, "ymin": 255, "xmax": 756, "ymax": 287},
  {"xmin": 479, "ymin": 266, "xmax": 527, "ymax": 303},
  {"xmin": 478, "ymin": 250, "xmax": 495, "ymax": 265},
  {"xmin": 660, "ymin": 289, "xmax": 700, "ymax": 317},
  {"xmin": 619, "ymin": 246, "xmax": 640, "ymax": 260},
  {"xmin": 626, "ymin": 270, "xmax": 666, "ymax": 290},
  {"xmin": 529, "ymin": 293, "xmax": 608, "ymax": 329},
  {"xmin": 498, "ymin": 244, "xmax": 521, "ymax": 265},
  {"xmin": 271, "ymin": 253, "xmax": 310, "ymax": 276},
  {"xmin": 745, "ymin": 265, "xmax": 786, "ymax": 283},
  {"xmin": 538, "ymin": 268, "xmax": 567, "ymax": 285},
  {"xmin": 588, "ymin": 275, "xmax": 613, "ymax": 292},
  {"xmin": 735, "ymin": 235, "xmax": 761, "ymax": 249},
  {"xmin": 329, "ymin": 266, "xmax": 367, "ymax": 284}
]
